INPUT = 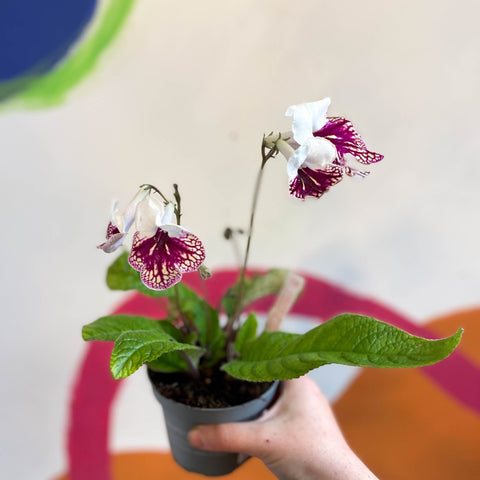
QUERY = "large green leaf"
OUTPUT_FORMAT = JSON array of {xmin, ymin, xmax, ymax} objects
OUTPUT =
[
  {"xmin": 222, "ymin": 269, "xmax": 290, "ymax": 317},
  {"xmin": 110, "ymin": 329, "xmax": 202, "ymax": 379},
  {"xmin": 82, "ymin": 315, "xmax": 180, "ymax": 342},
  {"xmin": 223, "ymin": 314, "xmax": 463, "ymax": 381}
]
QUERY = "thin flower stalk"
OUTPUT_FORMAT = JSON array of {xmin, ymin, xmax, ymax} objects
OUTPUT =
[{"xmin": 226, "ymin": 140, "xmax": 278, "ymax": 335}]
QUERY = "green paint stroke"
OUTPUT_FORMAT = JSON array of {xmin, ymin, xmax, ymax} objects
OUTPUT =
[{"xmin": 1, "ymin": 0, "xmax": 135, "ymax": 109}]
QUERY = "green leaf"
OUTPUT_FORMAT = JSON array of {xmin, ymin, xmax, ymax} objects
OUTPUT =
[
  {"xmin": 235, "ymin": 313, "xmax": 258, "ymax": 353},
  {"xmin": 147, "ymin": 344, "xmax": 206, "ymax": 373},
  {"xmin": 155, "ymin": 320, "xmax": 184, "ymax": 341},
  {"xmin": 222, "ymin": 269, "xmax": 289, "ymax": 317},
  {"xmin": 202, "ymin": 331, "xmax": 226, "ymax": 367},
  {"xmin": 148, "ymin": 352, "xmax": 189, "ymax": 373},
  {"xmin": 169, "ymin": 282, "xmax": 226, "ymax": 353},
  {"xmin": 110, "ymin": 329, "xmax": 202, "ymax": 379},
  {"xmin": 222, "ymin": 314, "xmax": 463, "ymax": 381},
  {"xmin": 182, "ymin": 298, "xmax": 226, "ymax": 367},
  {"xmin": 82, "ymin": 315, "xmax": 180, "ymax": 342}
]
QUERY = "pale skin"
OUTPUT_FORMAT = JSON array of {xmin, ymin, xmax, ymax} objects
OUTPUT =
[{"xmin": 188, "ymin": 376, "xmax": 379, "ymax": 480}]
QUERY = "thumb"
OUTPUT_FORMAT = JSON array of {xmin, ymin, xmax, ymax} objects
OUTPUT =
[{"xmin": 188, "ymin": 421, "xmax": 264, "ymax": 457}]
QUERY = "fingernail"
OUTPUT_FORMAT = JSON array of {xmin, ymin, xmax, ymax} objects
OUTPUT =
[{"xmin": 188, "ymin": 427, "xmax": 204, "ymax": 449}]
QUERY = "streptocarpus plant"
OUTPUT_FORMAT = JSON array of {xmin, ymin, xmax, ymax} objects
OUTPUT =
[{"xmin": 83, "ymin": 98, "xmax": 462, "ymax": 383}]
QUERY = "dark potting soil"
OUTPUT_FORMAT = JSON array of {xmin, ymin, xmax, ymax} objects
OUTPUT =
[{"xmin": 148, "ymin": 368, "xmax": 273, "ymax": 408}]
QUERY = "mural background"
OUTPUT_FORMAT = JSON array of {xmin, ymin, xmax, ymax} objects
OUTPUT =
[{"xmin": 0, "ymin": 1, "xmax": 478, "ymax": 478}]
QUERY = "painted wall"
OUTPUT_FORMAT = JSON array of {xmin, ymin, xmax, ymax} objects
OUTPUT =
[{"xmin": 1, "ymin": 1, "xmax": 479, "ymax": 478}]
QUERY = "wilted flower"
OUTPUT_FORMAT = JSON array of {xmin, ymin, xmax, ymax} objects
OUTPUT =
[
  {"xmin": 128, "ymin": 195, "xmax": 205, "ymax": 290},
  {"xmin": 267, "ymin": 98, "xmax": 383, "ymax": 199},
  {"xmin": 97, "ymin": 186, "xmax": 150, "ymax": 253}
]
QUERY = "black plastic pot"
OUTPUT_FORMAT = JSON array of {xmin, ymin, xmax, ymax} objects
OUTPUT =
[{"xmin": 148, "ymin": 373, "xmax": 279, "ymax": 476}]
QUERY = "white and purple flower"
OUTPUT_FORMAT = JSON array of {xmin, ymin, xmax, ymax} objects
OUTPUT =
[
  {"xmin": 268, "ymin": 98, "xmax": 383, "ymax": 199},
  {"xmin": 98, "ymin": 187, "xmax": 205, "ymax": 290},
  {"xmin": 97, "ymin": 186, "xmax": 150, "ymax": 253},
  {"xmin": 128, "ymin": 196, "xmax": 205, "ymax": 290}
]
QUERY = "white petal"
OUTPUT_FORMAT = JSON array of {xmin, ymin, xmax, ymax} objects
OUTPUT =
[
  {"xmin": 302, "ymin": 137, "xmax": 337, "ymax": 170},
  {"xmin": 286, "ymin": 144, "xmax": 309, "ymax": 181},
  {"xmin": 307, "ymin": 98, "xmax": 331, "ymax": 132},
  {"xmin": 285, "ymin": 104, "xmax": 314, "ymax": 144},
  {"xmin": 110, "ymin": 200, "xmax": 124, "ymax": 231},
  {"xmin": 160, "ymin": 203, "xmax": 175, "ymax": 225},
  {"xmin": 135, "ymin": 195, "xmax": 163, "ymax": 236},
  {"xmin": 286, "ymin": 98, "xmax": 331, "ymax": 144},
  {"xmin": 122, "ymin": 186, "xmax": 150, "ymax": 233},
  {"xmin": 161, "ymin": 224, "xmax": 188, "ymax": 238}
]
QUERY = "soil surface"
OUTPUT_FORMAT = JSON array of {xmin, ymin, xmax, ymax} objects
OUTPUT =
[{"xmin": 148, "ymin": 368, "xmax": 273, "ymax": 408}]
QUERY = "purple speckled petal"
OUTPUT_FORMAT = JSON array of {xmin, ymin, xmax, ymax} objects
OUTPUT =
[
  {"xmin": 97, "ymin": 222, "xmax": 126, "ymax": 253},
  {"xmin": 314, "ymin": 117, "xmax": 383, "ymax": 165},
  {"xmin": 129, "ymin": 228, "xmax": 206, "ymax": 290},
  {"xmin": 289, "ymin": 165, "xmax": 343, "ymax": 199},
  {"xmin": 106, "ymin": 221, "xmax": 120, "ymax": 239}
]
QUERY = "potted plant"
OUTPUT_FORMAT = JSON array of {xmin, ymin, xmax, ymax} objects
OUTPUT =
[{"xmin": 83, "ymin": 98, "xmax": 462, "ymax": 476}]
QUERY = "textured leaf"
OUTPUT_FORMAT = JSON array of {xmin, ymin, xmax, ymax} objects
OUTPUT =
[
  {"xmin": 110, "ymin": 329, "xmax": 202, "ymax": 379},
  {"xmin": 222, "ymin": 269, "xmax": 289, "ymax": 317},
  {"xmin": 223, "ymin": 314, "xmax": 463, "ymax": 381},
  {"xmin": 82, "ymin": 315, "xmax": 180, "ymax": 342},
  {"xmin": 235, "ymin": 313, "xmax": 258, "ymax": 353}
]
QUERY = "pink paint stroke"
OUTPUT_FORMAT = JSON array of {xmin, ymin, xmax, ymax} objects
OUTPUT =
[
  {"xmin": 67, "ymin": 269, "xmax": 479, "ymax": 479},
  {"xmin": 68, "ymin": 293, "xmax": 167, "ymax": 480}
]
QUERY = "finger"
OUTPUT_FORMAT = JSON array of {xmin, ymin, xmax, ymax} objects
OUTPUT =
[
  {"xmin": 283, "ymin": 376, "xmax": 329, "ymax": 407},
  {"xmin": 188, "ymin": 421, "xmax": 265, "ymax": 456}
]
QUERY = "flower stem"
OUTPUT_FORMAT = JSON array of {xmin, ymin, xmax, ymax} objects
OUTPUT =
[
  {"xmin": 200, "ymin": 276, "xmax": 212, "ymax": 346},
  {"xmin": 173, "ymin": 183, "xmax": 182, "ymax": 224},
  {"xmin": 225, "ymin": 139, "xmax": 278, "ymax": 335},
  {"xmin": 139, "ymin": 183, "xmax": 169, "ymax": 204},
  {"xmin": 179, "ymin": 351, "xmax": 200, "ymax": 381}
]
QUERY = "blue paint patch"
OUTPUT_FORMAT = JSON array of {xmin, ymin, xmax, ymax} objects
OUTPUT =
[{"xmin": 0, "ymin": 0, "xmax": 98, "ymax": 80}]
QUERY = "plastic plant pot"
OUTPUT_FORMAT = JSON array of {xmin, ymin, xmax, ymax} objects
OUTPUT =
[{"xmin": 148, "ymin": 372, "xmax": 280, "ymax": 477}]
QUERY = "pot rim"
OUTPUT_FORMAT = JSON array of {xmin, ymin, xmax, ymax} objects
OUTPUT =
[{"xmin": 148, "ymin": 368, "xmax": 280, "ymax": 413}]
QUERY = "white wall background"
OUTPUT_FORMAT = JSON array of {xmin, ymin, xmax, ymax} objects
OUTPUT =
[{"xmin": 1, "ymin": 1, "xmax": 479, "ymax": 478}]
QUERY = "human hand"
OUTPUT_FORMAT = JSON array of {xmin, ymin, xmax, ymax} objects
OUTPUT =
[{"xmin": 188, "ymin": 376, "xmax": 379, "ymax": 480}]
